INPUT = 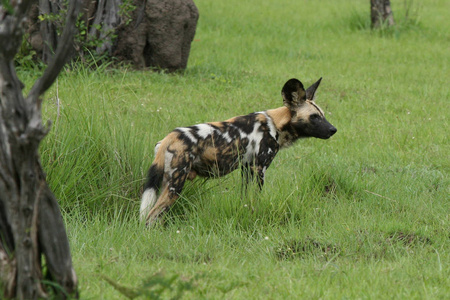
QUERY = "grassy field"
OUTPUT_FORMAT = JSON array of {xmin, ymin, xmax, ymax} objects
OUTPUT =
[{"xmin": 20, "ymin": 0, "xmax": 449, "ymax": 298}]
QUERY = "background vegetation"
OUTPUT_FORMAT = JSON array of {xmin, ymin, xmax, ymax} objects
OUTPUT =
[{"xmin": 18, "ymin": 0, "xmax": 448, "ymax": 298}]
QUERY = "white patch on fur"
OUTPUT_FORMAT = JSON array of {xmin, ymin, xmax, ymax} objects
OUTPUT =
[
  {"xmin": 195, "ymin": 124, "xmax": 213, "ymax": 139},
  {"xmin": 177, "ymin": 127, "xmax": 197, "ymax": 143},
  {"xmin": 154, "ymin": 142, "xmax": 161, "ymax": 156},
  {"xmin": 262, "ymin": 112, "xmax": 278, "ymax": 140},
  {"xmin": 243, "ymin": 122, "xmax": 264, "ymax": 163},
  {"xmin": 237, "ymin": 127, "xmax": 248, "ymax": 140},
  {"xmin": 140, "ymin": 189, "xmax": 157, "ymax": 222},
  {"xmin": 222, "ymin": 131, "xmax": 233, "ymax": 143},
  {"xmin": 164, "ymin": 151, "xmax": 175, "ymax": 176}
]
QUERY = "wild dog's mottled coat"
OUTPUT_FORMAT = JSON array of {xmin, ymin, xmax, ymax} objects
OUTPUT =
[{"xmin": 140, "ymin": 78, "xmax": 337, "ymax": 224}]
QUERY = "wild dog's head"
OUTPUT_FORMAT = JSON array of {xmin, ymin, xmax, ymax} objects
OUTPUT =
[{"xmin": 281, "ymin": 78, "xmax": 337, "ymax": 139}]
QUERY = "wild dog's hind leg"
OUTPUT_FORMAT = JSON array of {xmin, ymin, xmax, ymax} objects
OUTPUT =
[{"xmin": 145, "ymin": 152, "xmax": 193, "ymax": 225}]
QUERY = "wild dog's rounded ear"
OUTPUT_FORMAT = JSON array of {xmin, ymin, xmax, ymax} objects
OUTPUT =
[
  {"xmin": 281, "ymin": 78, "xmax": 306, "ymax": 107},
  {"xmin": 306, "ymin": 77, "xmax": 322, "ymax": 100}
]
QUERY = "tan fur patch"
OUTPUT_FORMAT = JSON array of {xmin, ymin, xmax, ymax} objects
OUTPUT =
[
  {"xmin": 266, "ymin": 107, "xmax": 291, "ymax": 130},
  {"xmin": 256, "ymin": 113, "xmax": 267, "ymax": 123},
  {"xmin": 225, "ymin": 116, "xmax": 237, "ymax": 122},
  {"xmin": 146, "ymin": 185, "xmax": 173, "ymax": 221},
  {"xmin": 170, "ymin": 151, "xmax": 189, "ymax": 169},
  {"xmin": 153, "ymin": 132, "xmax": 179, "ymax": 168},
  {"xmin": 202, "ymin": 146, "xmax": 218, "ymax": 161},
  {"xmin": 294, "ymin": 101, "xmax": 323, "ymax": 121},
  {"xmin": 208, "ymin": 121, "xmax": 224, "ymax": 128}
]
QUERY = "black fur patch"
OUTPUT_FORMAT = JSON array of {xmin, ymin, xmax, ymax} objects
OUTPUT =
[{"xmin": 144, "ymin": 164, "xmax": 164, "ymax": 192}]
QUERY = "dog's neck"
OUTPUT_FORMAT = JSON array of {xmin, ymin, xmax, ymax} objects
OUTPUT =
[
  {"xmin": 266, "ymin": 106, "xmax": 295, "ymax": 148},
  {"xmin": 266, "ymin": 106, "xmax": 291, "ymax": 130}
]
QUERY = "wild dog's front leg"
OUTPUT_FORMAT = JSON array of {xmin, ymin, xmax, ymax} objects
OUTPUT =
[
  {"xmin": 253, "ymin": 145, "xmax": 278, "ymax": 189},
  {"xmin": 240, "ymin": 162, "xmax": 271, "ymax": 213},
  {"xmin": 241, "ymin": 163, "xmax": 255, "ymax": 192},
  {"xmin": 241, "ymin": 148, "xmax": 277, "ymax": 191},
  {"xmin": 253, "ymin": 141, "xmax": 280, "ymax": 189},
  {"xmin": 240, "ymin": 162, "xmax": 270, "ymax": 191},
  {"xmin": 254, "ymin": 165, "xmax": 266, "ymax": 189},
  {"xmin": 244, "ymin": 164, "xmax": 267, "ymax": 190}
]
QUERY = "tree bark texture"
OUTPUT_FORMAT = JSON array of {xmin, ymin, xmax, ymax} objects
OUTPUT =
[
  {"xmin": 38, "ymin": 0, "xmax": 60, "ymax": 63},
  {"xmin": 370, "ymin": 0, "xmax": 395, "ymax": 28},
  {"xmin": 26, "ymin": 0, "xmax": 199, "ymax": 71},
  {"xmin": 77, "ymin": 0, "xmax": 120, "ymax": 55},
  {"xmin": 0, "ymin": 0, "xmax": 80, "ymax": 299},
  {"xmin": 114, "ymin": 0, "xmax": 199, "ymax": 71}
]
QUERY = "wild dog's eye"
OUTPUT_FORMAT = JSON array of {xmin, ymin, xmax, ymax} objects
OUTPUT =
[{"xmin": 310, "ymin": 114, "xmax": 320, "ymax": 120}]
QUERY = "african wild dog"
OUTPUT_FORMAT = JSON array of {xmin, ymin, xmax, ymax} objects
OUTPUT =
[{"xmin": 140, "ymin": 78, "xmax": 337, "ymax": 224}]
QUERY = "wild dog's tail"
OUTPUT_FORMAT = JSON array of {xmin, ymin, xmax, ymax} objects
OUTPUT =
[{"xmin": 140, "ymin": 142, "xmax": 164, "ymax": 222}]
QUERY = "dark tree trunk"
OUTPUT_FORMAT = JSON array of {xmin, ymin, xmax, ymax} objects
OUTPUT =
[
  {"xmin": 114, "ymin": 0, "xmax": 199, "ymax": 71},
  {"xmin": 87, "ymin": 0, "xmax": 121, "ymax": 54},
  {"xmin": 26, "ymin": 0, "xmax": 199, "ymax": 71},
  {"xmin": 39, "ymin": 0, "xmax": 61, "ymax": 63},
  {"xmin": 370, "ymin": 0, "xmax": 395, "ymax": 28},
  {"xmin": 0, "ymin": 0, "xmax": 80, "ymax": 299}
]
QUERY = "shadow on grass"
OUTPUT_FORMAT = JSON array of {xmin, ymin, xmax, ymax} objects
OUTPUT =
[
  {"xmin": 101, "ymin": 271, "xmax": 199, "ymax": 300},
  {"xmin": 275, "ymin": 237, "xmax": 341, "ymax": 261}
]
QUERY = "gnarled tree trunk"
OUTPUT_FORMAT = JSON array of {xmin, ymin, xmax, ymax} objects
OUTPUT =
[
  {"xmin": 0, "ymin": 0, "xmax": 80, "ymax": 299},
  {"xmin": 114, "ymin": 0, "xmax": 199, "ymax": 71},
  {"xmin": 26, "ymin": 0, "xmax": 199, "ymax": 71},
  {"xmin": 370, "ymin": 0, "xmax": 395, "ymax": 28}
]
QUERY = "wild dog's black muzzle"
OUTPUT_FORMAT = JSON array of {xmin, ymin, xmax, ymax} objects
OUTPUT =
[
  {"xmin": 329, "ymin": 126, "xmax": 337, "ymax": 136},
  {"xmin": 316, "ymin": 119, "xmax": 337, "ymax": 139},
  {"xmin": 322, "ymin": 125, "xmax": 337, "ymax": 139}
]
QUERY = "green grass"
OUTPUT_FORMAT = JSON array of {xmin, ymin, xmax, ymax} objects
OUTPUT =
[{"xmin": 19, "ymin": 0, "xmax": 450, "ymax": 298}]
